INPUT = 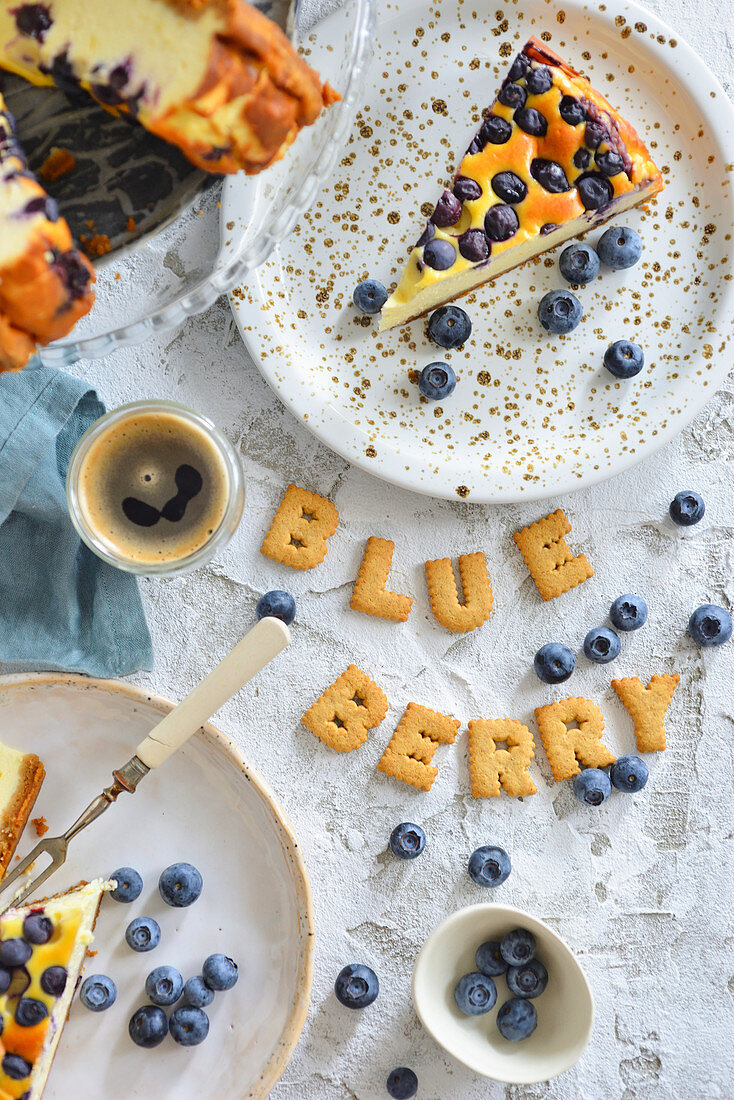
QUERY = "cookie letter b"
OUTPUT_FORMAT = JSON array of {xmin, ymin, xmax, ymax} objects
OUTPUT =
[
  {"xmin": 513, "ymin": 509, "xmax": 593, "ymax": 600},
  {"xmin": 351, "ymin": 537, "xmax": 413, "ymax": 622},
  {"xmin": 425, "ymin": 552, "xmax": 493, "ymax": 632},
  {"xmin": 261, "ymin": 484, "xmax": 339, "ymax": 570},
  {"xmin": 535, "ymin": 697, "xmax": 615, "ymax": 781},
  {"xmin": 468, "ymin": 719, "xmax": 537, "ymax": 797},
  {"xmin": 378, "ymin": 703, "xmax": 460, "ymax": 791},
  {"xmin": 612, "ymin": 673, "xmax": 680, "ymax": 752},
  {"xmin": 301, "ymin": 665, "xmax": 388, "ymax": 752}
]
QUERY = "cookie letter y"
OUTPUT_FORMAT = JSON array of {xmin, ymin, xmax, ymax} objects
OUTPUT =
[
  {"xmin": 612, "ymin": 673, "xmax": 680, "ymax": 752},
  {"xmin": 425, "ymin": 552, "xmax": 493, "ymax": 632},
  {"xmin": 378, "ymin": 703, "xmax": 460, "ymax": 790},
  {"xmin": 301, "ymin": 665, "xmax": 388, "ymax": 752},
  {"xmin": 535, "ymin": 697, "xmax": 615, "ymax": 780},
  {"xmin": 513, "ymin": 509, "xmax": 593, "ymax": 600},
  {"xmin": 261, "ymin": 484, "xmax": 339, "ymax": 570},
  {"xmin": 468, "ymin": 719, "xmax": 537, "ymax": 797}
]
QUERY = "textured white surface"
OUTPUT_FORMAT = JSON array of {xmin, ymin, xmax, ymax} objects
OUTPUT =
[{"xmin": 33, "ymin": 1, "xmax": 734, "ymax": 1096}]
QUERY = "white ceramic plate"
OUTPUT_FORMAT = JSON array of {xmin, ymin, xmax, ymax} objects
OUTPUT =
[
  {"xmin": 0, "ymin": 675, "xmax": 313, "ymax": 1100},
  {"xmin": 226, "ymin": 0, "xmax": 734, "ymax": 503}
]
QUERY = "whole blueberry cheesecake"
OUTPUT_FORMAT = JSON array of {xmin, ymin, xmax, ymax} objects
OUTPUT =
[
  {"xmin": 0, "ymin": 0, "xmax": 338, "ymax": 174},
  {"xmin": 380, "ymin": 38, "xmax": 663, "ymax": 331}
]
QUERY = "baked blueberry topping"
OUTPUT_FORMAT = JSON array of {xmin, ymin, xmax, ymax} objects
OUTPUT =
[
  {"xmin": 559, "ymin": 95, "xmax": 586, "ymax": 126},
  {"xmin": 507, "ymin": 53, "xmax": 530, "ymax": 82},
  {"xmin": 0, "ymin": 939, "xmax": 32, "ymax": 968},
  {"xmin": 498, "ymin": 82, "xmax": 527, "ymax": 109},
  {"xmin": 576, "ymin": 172, "xmax": 613, "ymax": 210},
  {"xmin": 585, "ymin": 119, "xmax": 609, "ymax": 148},
  {"xmin": 91, "ymin": 60, "xmax": 132, "ymax": 105},
  {"xmin": 573, "ymin": 147, "xmax": 592, "ymax": 170},
  {"xmin": 423, "ymin": 238, "xmax": 456, "ymax": 270},
  {"xmin": 596, "ymin": 149, "xmax": 625, "ymax": 176},
  {"xmin": 431, "ymin": 189, "xmax": 462, "ymax": 228},
  {"xmin": 8, "ymin": 967, "xmax": 30, "ymax": 998},
  {"xmin": 15, "ymin": 997, "xmax": 48, "ymax": 1027},
  {"xmin": 2, "ymin": 1054, "xmax": 32, "ymax": 1080},
  {"xmin": 526, "ymin": 65, "xmax": 552, "ymax": 95},
  {"xmin": 514, "ymin": 106, "xmax": 547, "ymax": 137},
  {"xmin": 453, "ymin": 176, "xmax": 482, "ymax": 202},
  {"xmin": 40, "ymin": 965, "xmax": 67, "ymax": 996},
  {"xmin": 484, "ymin": 204, "xmax": 519, "ymax": 242},
  {"xmin": 491, "ymin": 171, "xmax": 527, "ymax": 204},
  {"xmin": 42, "ymin": 51, "xmax": 83, "ymax": 99},
  {"xmin": 22, "ymin": 195, "xmax": 59, "ymax": 221},
  {"xmin": 458, "ymin": 228, "xmax": 490, "ymax": 262},
  {"xmin": 0, "ymin": 967, "xmax": 10, "ymax": 995},
  {"xmin": 51, "ymin": 250, "xmax": 92, "ymax": 299},
  {"xmin": 416, "ymin": 220, "xmax": 435, "ymax": 247},
  {"xmin": 530, "ymin": 158, "xmax": 571, "ymax": 193},
  {"xmin": 479, "ymin": 114, "xmax": 512, "ymax": 146},
  {"xmin": 540, "ymin": 222, "xmax": 559, "ymax": 236},
  {"xmin": 23, "ymin": 912, "xmax": 53, "ymax": 944},
  {"xmin": 15, "ymin": 3, "xmax": 52, "ymax": 41}
]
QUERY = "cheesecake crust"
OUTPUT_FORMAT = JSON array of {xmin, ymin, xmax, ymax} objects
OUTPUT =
[{"xmin": 0, "ymin": 751, "xmax": 45, "ymax": 876}]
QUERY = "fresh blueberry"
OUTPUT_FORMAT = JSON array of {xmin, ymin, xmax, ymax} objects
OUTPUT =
[
  {"xmin": 453, "ymin": 176, "xmax": 482, "ymax": 202},
  {"xmin": 2, "ymin": 1053, "xmax": 32, "ymax": 1079},
  {"xmin": 423, "ymin": 238, "xmax": 456, "ymax": 270},
  {"xmin": 129, "ymin": 1005, "xmax": 169, "ymax": 1048},
  {"xmin": 559, "ymin": 95, "xmax": 586, "ymax": 125},
  {"xmin": 256, "ymin": 590, "xmax": 296, "ymax": 626},
  {"xmin": 389, "ymin": 822, "xmax": 426, "ymax": 860},
  {"xmin": 431, "ymin": 189, "xmax": 462, "ymax": 228},
  {"xmin": 202, "ymin": 953, "xmax": 238, "ymax": 991},
  {"xmin": 491, "ymin": 170, "xmax": 527, "ymax": 205},
  {"xmin": 334, "ymin": 963, "xmax": 379, "ymax": 1009},
  {"xmin": 125, "ymin": 916, "xmax": 161, "ymax": 953},
  {"xmin": 610, "ymin": 755, "xmax": 649, "ymax": 793},
  {"xmin": 669, "ymin": 491, "xmax": 705, "ymax": 527},
  {"xmin": 183, "ymin": 975, "xmax": 215, "ymax": 1008},
  {"xmin": 109, "ymin": 867, "xmax": 143, "ymax": 904},
  {"xmin": 572, "ymin": 768, "xmax": 612, "ymax": 806},
  {"xmin": 507, "ymin": 959, "xmax": 548, "ymax": 999},
  {"xmin": 597, "ymin": 225, "xmax": 643, "ymax": 269},
  {"xmin": 559, "ymin": 243, "xmax": 600, "ymax": 285},
  {"xmin": 576, "ymin": 173, "xmax": 613, "ymax": 210},
  {"xmin": 530, "ymin": 159, "xmax": 570, "ymax": 194},
  {"xmin": 458, "ymin": 228, "xmax": 489, "ymax": 262},
  {"xmin": 475, "ymin": 940, "xmax": 508, "ymax": 977},
  {"xmin": 526, "ymin": 65, "xmax": 552, "ymax": 95},
  {"xmin": 533, "ymin": 643, "xmax": 575, "ymax": 684},
  {"xmin": 603, "ymin": 340, "xmax": 644, "ymax": 379},
  {"xmin": 500, "ymin": 928, "xmax": 536, "ymax": 966},
  {"xmin": 169, "ymin": 1005, "xmax": 210, "ymax": 1046},
  {"xmin": 353, "ymin": 280, "xmax": 387, "ymax": 315},
  {"xmin": 0, "ymin": 939, "xmax": 32, "ymax": 967},
  {"xmin": 386, "ymin": 1067, "xmax": 418, "ymax": 1099},
  {"xmin": 583, "ymin": 626, "xmax": 621, "ymax": 663},
  {"xmin": 514, "ymin": 107, "xmax": 548, "ymax": 137},
  {"xmin": 468, "ymin": 845, "xmax": 511, "ymax": 888},
  {"xmin": 454, "ymin": 971, "xmax": 497, "ymax": 1015},
  {"xmin": 22, "ymin": 912, "xmax": 53, "ymax": 943},
  {"xmin": 484, "ymin": 204, "xmax": 519, "ymax": 242},
  {"xmin": 418, "ymin": 362, "xmax": 456, "ymax": 401},
  {"xmin": 427, "ymin": 305, "xmax": 471, "ymax": 349},
  {"xmin": 79, "ymin": 974, "xmax": 117, "ymax": 1012},
  {"xmin": 497, "ymin": 997, "xmax": 538, "ymax": 1041},
  {"xmin": 610, "ymin": 594, "xmax": 648, "ymax": 632},
  {"xmin": 15, "ymin": 997, "xmax": 48, "ymax": 1027},
  {"xmin": 40, "ymin": 965, "xmax": 67, "ymax": 996},
  {"xmin": 538, "ymin": 289, "xmax": 582, "ymax": 335},
  {"xmin": 688, "ymin": 604, "xmax": 732, "ymax": 647},
  {"xmin": 158, "ymin": 862, "xmax": 203, "ymax": 907},
  {"xmin": 146, "ymin": 965, "xmax": 184, "ymax": 1006}
]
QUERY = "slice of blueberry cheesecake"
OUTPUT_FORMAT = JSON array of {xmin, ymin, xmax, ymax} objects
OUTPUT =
[
  {"xmin": 379, "ymin": 38, "xmax": 663, "ymax": 331},
  {"xmin": 0, "ymin": 0, "xmax": 339, "ymax": 175},
  {"xmin": 0, "ymin": 93, "xmax": 94, "ymax": 371}
]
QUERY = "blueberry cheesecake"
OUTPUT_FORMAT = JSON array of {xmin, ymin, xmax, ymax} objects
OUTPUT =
[
  {"xmin": 0, "ymin": 0, "xmax": 339, "ymax": 175},
  {"xmin": 380, "ymin": 38, "xmax": 663, "ymax": 330},
  {"xmin": 0, "ymin": 741, "xmax": 45, "ymax": 877}
]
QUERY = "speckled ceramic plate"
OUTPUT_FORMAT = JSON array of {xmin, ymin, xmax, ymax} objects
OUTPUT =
[
  {"xmin": 0, "ymin": 674, "xmax": 314, "ymax": 1100},
  {"xmin": 226, "ymin": 0, "xmax": 734, "ymax": 503}
]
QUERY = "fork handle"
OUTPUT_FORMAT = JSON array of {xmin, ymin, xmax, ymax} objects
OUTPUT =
[{"xmin": 135, "ymin": 617, "xmax": 290, "ymax": 769}]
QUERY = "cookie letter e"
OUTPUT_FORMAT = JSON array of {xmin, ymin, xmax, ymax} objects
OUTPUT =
[
  {"xmin": 378, "ymin": 703, "xmax": 460, "ymax": 790},
  {"xmin": 513, "ymin": 509, "xmax": 593, "ymax": 601},
  {"xmin": 261, "ymin": 484, "xmax": 339, "ymax": 570},
  {"xmin": 468, "ymin": 718, "xmax": 537, "ymax": 797},
  {"xmin": 535, "ymin": 697, "xmax": 615, "ymax": 781},
  {"xmin": 612, "ymin": 673, "xmax": 680, "ymax": 752},
  {"xmin": 425, "ymin": 552, "xmax": 493, "ymax": 632},
  {"xmin": 351, "ymin": 537, "xmax": 413, "ymax": 622},
  {"xmin": 301, "ymin": 665, "xmax": 388, "ymax": 752}
]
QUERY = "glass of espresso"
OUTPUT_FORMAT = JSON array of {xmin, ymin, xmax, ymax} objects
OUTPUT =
[{"xmin": 66, "ymin": 401, "xmax": 244, "ymax": 575}]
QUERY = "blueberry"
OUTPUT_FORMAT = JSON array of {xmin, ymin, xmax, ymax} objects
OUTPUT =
[
  {"xmin": 454, "ymin": 971, "xmax": 497, "ymax": 1015},
  {"xmin": 79, "ymin": 974, "xmax": 117, "ymax": 1012},
  {"xmin": 431, "ymin": 190, "xmax": 462, "ymax": 228},
  {"xmin": 583, "ymin": 626, "xmax": 621, "ymax": 663},
  {"xmin": 23, "ymin": 194, "xmax": 58, "ymax": 221},
  {"xmin": 468, "ymin": 845, "xmax": 511, "ymax": 888},
  {"xmin": 603, "ymin": 340, "xmax": 644, "ymax": 378},
  {"xmin": 0, "ymin": 967, "xmax": 11, "ymax": 994},
  {"xmin": 129, "ymin": 1005, "xmax": 169, "ymax": 1048},
  {"xmin": 353, "ymin": 280, "xmax": 387, "ymax": 315},
  {"xmin": 596, "ymin": 150, "xmax": 625, "ymax": 176},
  {"xmin": 475, "ymin": 940, "xmax": 508, "ymax": 977},
  {"xmin": 514, "ymin": 107, "xmax": 547, "ymax": 137},
  {"xmin": 484, "ymin": 204, "xmax": 519, "ymax": 242},
  {"xmin": 2, "ymin": 1053, "xmax": 32, "ymax": 1079},
  {"xmin": 597, "ymin": 225, "xmax": 643, "ymax": 269},
  {"xmin": 498, "ymin": 82, "xmax": 526, "ymax": 109},
  {"xmin": 576, "ymin": 173, "xmax": 613, "ymax": 210},
  {"xmin": 458, "ymin": 229, "xmax": 489, "ymax": 263},
  {"xmin": 169, "ymin": 1005, "xmax": 210, "ymax": 1046},
  {"xmin": 386, "ymin": 1067, "xmax": 418, "ymax": 1099},
  {"xmin": 538, "ymin": 290, "xmax": 582, "ymax": 335},
  {"xmin": 559, "ymin": 243, "xmax": 600, "ymax": 285},
  {"xmin": 533, "ymin": 643, "xmax": 575, "ymax": 684},
  {"xmin": 416, "ymin": 221, "xmax": 435, "ymax": 248},
  {"xmin": 334, "ymin": 963, "xmax": 379, "ymax": 1009},
  {"xmin": 610, "ymin": 594, "xmax": 648, "ymax": 632},
  {"xmin": 50, "ymin": 249, "xmax": 92, "ymax": 300},
  {"xmin": 453, "ymin": 176, "xmax": 482, "ymax": 202},
  {"xmin": 423, "ymin": 239, "xmax": 456, "ymax": 270},
  {"xmin": 585, "ymin": 120, "xmax": 609, "ymax": 148},
  {"xmin": 418, "ymin": 362, "xmax": 456, "ymax": 401},
  {"xmin": 500, "ymin": 928, "xmax": 536, "ymax": 966},
  {"xmin": 22, "ymin": 912, "xmax": 53, "ymax": 944},
  {"xmin": 0, "ymin": 939, "xmax": 32, "ymax": 967},
  {"xmin": 478, "ymin": 115, "xmax": 512, "ymax": 145},
  {"xmin": 669, "ymin": 490, "xmax": 705, "ymax": 527},
  {"xmin": 507, "ymin": 53, "xmax": 530, "ymax": 82},
  {"xmin": 540, "ymin": 223, "xmax": 559, "ymax": 236},
  {"xmin": 15, "ymin": 997, "xmax": 48, "ymax": 1027},
  {"xmin": 389, "ymin": 822, "xmax": 426, "ymax": 860},
  {"xmin": 125, "ymin": 916, "xmax": 161, "ymax": 952},
  {"xmin": 146, "ymin": 965, "xmax": 184, "ymax": 1006},
  {"xmin": 559, "ymin": 95, "xmax": 586, "ymax": 125},
  {"xmin": 202, "ymin": 953, "xmax": 238, "ymax": 991},
  {"xmin": 688, "ymin": 604, "xmax": 732, "ymax": 647},
  {"xmin": 530, "ymin": 159, "xmax": 571, "ymax": 193},
  {"xmin": 526, "ymin": 65, "xmax": 552, "ymax": 95},
  {"xmin": 256, "ymin": 590, "xmax": 296, "ymax": 626},
  {"xmin": 159, "ymin": 862, "xmax": 203, "ymax": 907},
  {"xmin": 109, "ymin": 867, "xmax": 143, "ymax": 903},
  {"xmin": 183, "ymin": 975, "xmax": 215, "ymax": 1008},
  {"xmin": 491, "ymin": 171, "xmax": 527, "ymax": 205},
  {"xmin": 497, "ymin": 997, "xmax": 538, "ymax": 1041},
  {"xmin": 573, "ymin": 148, "xmax": 591, "ymax": 170},
  {"xmin": 610, "ymin": 754, "xmax": 649, "ymax": 793},
  {"xmin": 573, "ymin": 768, "xmax": 612, "ymax": 806},
  {"xmin": 40, "ymin": 965, "xmax": 67, "ymax": 996},
  {"xmin": 507, "ymin": 959, "xmax": 548, "ymax": 999},
  {"xmin": 14, "ymin": 4, "xmax": 52, "ymax": 41},
  {"xmin": 427, "ymin": 305, "xmax": 471, "ymax": 349}
]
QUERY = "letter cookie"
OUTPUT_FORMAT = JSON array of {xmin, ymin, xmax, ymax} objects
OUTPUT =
[
  {"xmin": 513, "ymin": 509, "xmax": 593, "ymax": 601},
  {"xmin": 468, "ymin": 719, "xmax": 537, "ymax": 798},
  {"xmin": 424, "ymin": 552, "xmax": 493, "ymax": 633},
  {"xmin": 611, "ymin": 673, "xmax": 680, "ymax": 752},
  {"xmin": 534, "ymin": 697, "xmax": 615, "ymax": 781},
  {"xmin": 261, "ymin": 484, "xmax": 339, "ymax": 570},
  {"xmin": 351, "ymin": 537, "xmax": 413, "ymax": 622},
  {"xmin": 378, "ymin": 703, "xmax": 460, "ymax": 791},
  {"xmin": 301, "ymin": 665, "xmax": 388, "ymax": 752}
]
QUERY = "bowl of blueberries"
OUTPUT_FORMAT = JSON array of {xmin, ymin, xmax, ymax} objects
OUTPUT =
[{"xmin": 412, "ymin": 904, "xmax": 593, "ymax": 1084}]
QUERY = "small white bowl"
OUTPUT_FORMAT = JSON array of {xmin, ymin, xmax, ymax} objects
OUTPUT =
[{"xmin": 412, "ymin": 904, "xmax": 594, "ymax": 1084}]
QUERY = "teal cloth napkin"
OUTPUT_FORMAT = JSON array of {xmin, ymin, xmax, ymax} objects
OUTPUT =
[{"xmin": 0, "ymin": 366, "xmax": 153, "ymax": 676}]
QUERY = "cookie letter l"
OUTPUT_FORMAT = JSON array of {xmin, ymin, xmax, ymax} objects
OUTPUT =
[
  {"xmin": 424, "ymin": 552, "xmax": 493, "ymax": 632},
  {"xmin": 378, "ymin": 703, "xmax": 460, "ymax": 790},
  {"xmin": 535, "ymin": 697, "xmax": 615, "ymax": 781},
  {"xmin": 351, "ymin": 537, "xmax": 413, "ymax": 622},
  {"xmin": 513, "ymin": 509, "xmax": 593, "ymax": 600},
  {"xmin": 611, "ymin": 673, "xmax": 680, "ymax": 752},
  {"xmin": 261, "ymin": 484, "xmax": 339, "ymax": 570},
  {"xmin": 301, "ymin": 665, "xmax": 388, "ymax": 752},
  {"xmin": 468, "ymin": 718, "xmax": 537, "ymax": 797}
]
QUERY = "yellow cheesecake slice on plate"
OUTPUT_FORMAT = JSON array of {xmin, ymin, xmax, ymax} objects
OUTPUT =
[
  {"xmin": 0, "ymin": 742, "xmax": 45, "ymax": 875},
  {"xmin": 380, "ymin": 37, "xmax": 663, "ymax": 331}
]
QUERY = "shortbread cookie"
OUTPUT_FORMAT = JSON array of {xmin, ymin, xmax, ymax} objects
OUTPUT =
[
  {"xmin": 534, "ymin": 697, "xmax": 615, "ymax": 781},
  {"xmin": 424, "ymin": 552, "xmax": 493, "ymax": 632},
  {"xmin": 513, "ymin": 510, "xmax": 593, "ymax": 601},
  {"xmin": 351, "ymin": 537, "xmax": 413, "ymax": 622},
  {"xmin": 261, "ymin": 484, "xmax": 339, "ymax": 570},
  {"xmin": 468, "ymin": 719, "xmax": 537, "ymax": 798},
  {"xmin": 611, "ymin": 673, "xmax": 680, "ymax": 752},
  {"xmin": 301, "ymin": 665, "xmax": 388, "ymax": 752},
  {"xmin": 378, "ymin": 703, "xmax": 460, "ymax": 791}
]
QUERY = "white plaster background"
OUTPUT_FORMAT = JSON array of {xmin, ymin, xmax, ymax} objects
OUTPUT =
[{"xmin": 57, "ymin": 1, "xmax": 733, "ymax": 1096}]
